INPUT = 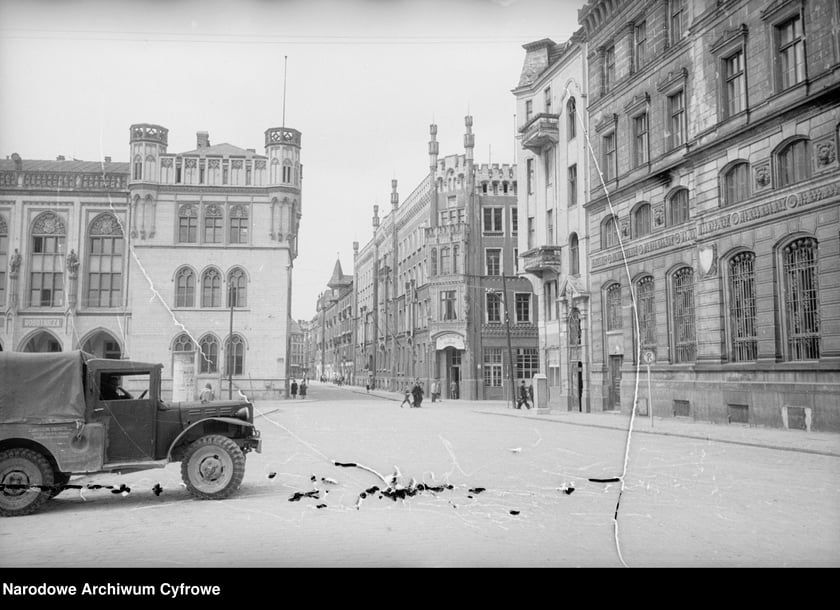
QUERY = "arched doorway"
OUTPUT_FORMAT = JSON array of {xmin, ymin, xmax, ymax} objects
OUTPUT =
[
  {"xmin": 81, "ymin": 330, "xmax": 122, "ymax": 359},
  {"xmin": 22, "ymin": 330, "xmax": 62, "ymax": 353}
]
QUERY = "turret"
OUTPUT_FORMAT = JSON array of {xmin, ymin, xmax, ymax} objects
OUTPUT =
[{"xmin": 129, "ymin": 123, "xmax": 168, "ymax": 184}]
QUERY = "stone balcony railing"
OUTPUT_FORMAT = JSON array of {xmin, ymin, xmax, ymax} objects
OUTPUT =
[
  {"xmin": 519, "ymin": 113, "xmax": 560, "ymax": 152},
  {"xmin": 521, "ymin": 245, "xmax": 563, "ymax": 277}
]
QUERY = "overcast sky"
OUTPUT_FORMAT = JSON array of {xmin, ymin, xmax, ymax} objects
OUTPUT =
[{"xmin": 0, "ymin": 0, "xmax": 584, "ymax": 320}]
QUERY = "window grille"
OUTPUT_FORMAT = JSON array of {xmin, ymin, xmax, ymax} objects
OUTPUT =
[
  {"xmin": 672, "ymin": 267, "xmax": 696, "ymax": 362},
  {"xmin": 728, "ymin": 252, "xmax": 757, "ymax": 361},
  {"xmin": 783, "ymin": 237, "xmax": 820, "ymax": 360}
]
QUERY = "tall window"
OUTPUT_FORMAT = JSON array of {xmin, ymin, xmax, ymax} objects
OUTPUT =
[
  {"xmin": 544, "ymin": 87, "xmax": 552, "ymax": 113},
  {"xmin": 568, "ymin": 164, "xmax": 577, "ymax": 206},
  {"xmin": 29, "ymin": 213, "xmax": 65, "ymax": 307},
  {"xmin": 633, "ymin": 203, "xmax": 651, "ymax": 238},
  {"xmin": 225, "ymin": 334, "xmax": 245, "ymax": 376},
  {"xmin": 544, "ymin": 147, "xmax": 555, "ymax": 187},
  {"xmin": 723, "ymin": 49, "xmax": 746, "ymax": 117},
  {"xmin": 430, "ymin": 248, "xmax": 437, "ymax": 276},
  {"xmin": 604, "ymin": 44, "xmax": 616, "ymax": 92},
  {"xmin": 486, "ymin": 249, "xmax": 501, "ymax": 276},
  {"xmin": 782, "ymin": 237, "xmax": 820, "ymax": 360},
  {"xmin": 527, "ymin": 159, "xmax": 535, "ymax": 195},
  {"xmin": 173, "ymin": 333, "xmax": 194, "ymax": 353},
  {"xmin": 776, "ymin": 14, "xmax": 805, "ymax": 90},
  {"xmin": 525, "ymin": 100, "xmax": 533, "ymax": 122},
  {"xmin": 671, "ymin": 267, "xmax": 696, "ymax": 363},
  {"xmin": 527, "ymin": 217, "xmax": 535, "ymax": 249},
  {"xmin": 202, "ymin": 268, "xmax": 222, "ymax": 307},
  {"xmin": 670, "ymin": 0, "xmax": 686, "ymax": 44},
  {"xmin": 569, "ymin": 233, "xmax": 579, "ymax": 276},
  {"xmin": 178, "ymin": 204, "xmax": 198, "ymax": 243},
  {"xmin": 544, "ymin": 280, "xmax": 557, "ymax": 321},
  {"xmin": 635, "ymin": 276, "xmax": 656, "ymax": 354},
  {"xmin": 486, "ymin": 291, "xmax": 501, "ymax": 323},
  {"xmin": 515, "ymin": 293, "xmax": 531, "ymax": 323},
  {"xmin": 483, "ymin": 208, "xmax": 503, "ymax": 234},
  {"xmin": 567, "ymin": 97, "xmax": 576, "ymax": 139},
  {"xmin": 777, "ymin": 139, "xmax": 811, "ymax": 187},
  {"xmin": 483, "ymin": 348, "xmax": 503, "ymax": 387},
  {"xmin": 86, "ymin": 214, "xmax": 124, "ymax": 308},
  {"xmin": 282, "ymin": 160, "xmax": 293, "ymax": 183},
  {"xmin": 728, "ymin": 252, "xmax": 757, "ymax": 361},
  {"xmin": 669, "ymin": 90, "xmax": 686, "ymax": 148},
  {"xmin": 511, "ymin": 209, "xmax": 518, "ymax": 235},
  {"xmin": 453, "ymin": 245, "xmax": 460, "ymax": 274},
  {"xmin": 199, "ymin": 335, "xmax": 219, "ymax": 374},
  {"xmin": 133, "ymin": 155, "xmax": 142, "ymax": 180},
  {"xmin": 633, "ymin": 112, "xmax": 649, "ymax": 167},
  {"xmin": 602, "ymin": 215, "xmax": 620, "ymax": 249},
  {"xmin": 440, "ymin": 290, "xmax": 456, "ymax": 321},
  {"xmin": 175, "ymin": 267, "xmax": 195, "ymax": 307},
  {"xmin": 516, "ymin": 348, "xmax": 539, "ymax": 380},
  {"xmin": 0, "ymin": 215, "xmax": 8, "ymax": 306},
  {"xmin": 440, "ymin": 247, "xmax": 451, "ymax": 274},
  {"xmin": 606, "ymin": 283, "xmax": 622, "ymax": 331},
  {"xmin": 603, "ymin": 132, "xmax": 616, "ymax": 180},
  {"xmin": 227, "ymin": 267, "xmax": 247, "ymax": 307},
  {"xmin": 569, "ymin": 308, "xmax": 582, "ymax": 347},
  {"xmin": 229, "ymin": 205, "xmax": 249, "ymax": 244},
  {"xmin": 635, "ymin": 21, "xmax": 647, "ymax": 71},
  {"xmin": 204, "ymin": 205, "xmax": 223, "ymax": 243},
  {"xmin": 546, "ymin": 209, "xmax": 554, "ymax": 244},
  {"xmin": 723, "ymin": 162, "xmax": 750, "ymax": 206},
  {"xmin": 669, "ymin": 189, "xmax": 690, "ymax": 225}
]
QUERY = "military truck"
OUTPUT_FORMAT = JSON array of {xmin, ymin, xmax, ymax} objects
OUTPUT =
[{"xmin": 0, "ymin": 350, "xmax": 261, "ymax": 517}]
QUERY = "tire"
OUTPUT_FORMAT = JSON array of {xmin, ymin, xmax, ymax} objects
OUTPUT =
[
  {"xmin": 50, "ymin": 472, "xmax": 71, "ymax": 498},
  {"xmin": 0, "ymin": 448, "xmax": 55, "ymax": 517},
  {"xmin": 180, "ymin": 435, "xmax": 246, "ymax": 500}
]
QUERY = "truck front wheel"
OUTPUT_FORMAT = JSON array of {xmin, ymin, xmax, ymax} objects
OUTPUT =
[
  {"xmin": 0, "ymin": 448, "xmax": 55, "ymax": 517},
  {"xmin": 180, "ymin": 435, "xmax": 246, "ymax": 500}
]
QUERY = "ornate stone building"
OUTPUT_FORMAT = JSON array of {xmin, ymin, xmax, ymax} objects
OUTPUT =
[
  {"xmin": 579, "ymin": 0, "xmax": 839, "ymax": 430},
  {"xmin": 0, "ymin": 122, "xmax": 303, "ymax": 400}
]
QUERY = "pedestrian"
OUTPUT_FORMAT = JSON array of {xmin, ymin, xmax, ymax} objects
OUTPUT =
[
  {"xmin": 449, "ymin": 380, "xmax": 458, "ymax": 400},
  {"xmin": 400, "ymin": 385, "xmax": 413, "ymax": 408},
  {"xmin": 366, "ymin": 382, "xmax": 370, "ymax": 393},
  {"xmin": 299, "ymin": 380, "xmax": 307, "ymax": 399},
  {"xmin": 291, "ymin": 379, "xmax": 298, "ymax": 399},
  {"xmin": 516, "ymin": 380, "xmax": 531, "ymax": 410},
  {"xmin": 411, "ymin": 379, "xmax": 424, "ymax": 408},
  {"xmin": 430, "ymin": 379, "xmax": 440, "ymax": 403},
  {"xmin": 199, "ymin": 382, "xmax": 215, "ymax": 403}
]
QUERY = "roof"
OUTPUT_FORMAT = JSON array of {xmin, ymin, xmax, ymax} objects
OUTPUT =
[
  {"xmin": 327, "ymin": 258, "xmax": 352, "ymax": 289},
  {"xmin": 175, "ymin": 143, "xmax": 266, "ymax": 158},
  {"xmin": 0, "ymin": 158, "xmax": 129, "ymax": 173}
]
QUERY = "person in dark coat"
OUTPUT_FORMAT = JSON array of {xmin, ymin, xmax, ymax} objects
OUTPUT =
[
  {"xmin": 516, "ymin": 380, "xmax": 531, "ymax": 409},
  {"xmin": 299, "ymin": 380, "xmax": 307, "ymax": 398},
  {"xmin": 290, "ymin": 379, "xmax": 298, "ymax": 399},
  {"xmin": 411, "ymin": 379, "xmax": 424, "ymax": 408}
]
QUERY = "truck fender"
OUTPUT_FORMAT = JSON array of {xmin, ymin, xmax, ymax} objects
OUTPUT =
[{"xmin": 166, "ymin": 417, "xmax": 255, "ymax": 461}]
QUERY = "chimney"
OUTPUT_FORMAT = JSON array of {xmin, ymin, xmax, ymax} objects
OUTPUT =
[
  {"xmin": 56, "ymin": 155, "xmax": 65, "ymax": 161},
  {"xmin": 246, "ymin": 148, "xmax": 256, "ymax": 153},
  {"xmin": 104, "ymin": 156, "xmax": 112, "ymax": 163},
  {"xmin": 197, "ymin": 131, "xmax": 210, "ymax": 148}
]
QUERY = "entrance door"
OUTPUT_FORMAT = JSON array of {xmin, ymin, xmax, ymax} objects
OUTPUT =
[
  {"xmin": 608, "ymin": 355, "xmax": 622, "ymax": 410},
  {"xmin": 570, "ymin": 360, "xmax": 583, "ymax": 412}
]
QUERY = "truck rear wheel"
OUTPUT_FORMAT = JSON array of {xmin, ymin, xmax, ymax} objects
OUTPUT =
[
  {"xmin": 180, "ymin": 435, "xmax": 246, "ymax": 500},
  {"xmin": 0, "ymin": 448, "xmax": 55, "ymax": 517}
]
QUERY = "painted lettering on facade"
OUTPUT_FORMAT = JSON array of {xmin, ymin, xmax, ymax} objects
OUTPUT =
[
  {"xmin": 592, "ymin": 228, "xmax": 696, "ymax": 269},
  {"xmin": 23, "ymin": 318, "xmax": 62, "ymax": 328}
]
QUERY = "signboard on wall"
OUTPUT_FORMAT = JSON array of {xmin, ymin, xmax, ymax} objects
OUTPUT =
[
  {"xmin": 436, "ymin": 333, "xmax": 465, "ymax": 351},
  {"xmin": 172, "ymin": 352, "xmax": 196, "ymax": 402}
]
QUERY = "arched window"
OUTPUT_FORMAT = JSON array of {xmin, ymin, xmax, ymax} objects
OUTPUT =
[
  {"xmin": 86, "ymin": 214, "xmax": 124, "ymax": 308},
  {"xmin": 178, "ymin": 204, "xmax": 198, "ymax": 243},
  {"xmin": 671, "ymin": 267, "xmax": 696, "ymax": 363},
  {"xmin": 282, "ymin": 160, "xmax": 292, "ymax": 183},
  {"xmin": 227, "ymin": 267, "xmax": 247, "ymax": 307},
  {"xmin": 728, "ymin": 251, "xmax": 757, "ymax": 361},
  {"xmin": 0, "ymin": 214, "xmax": 8, "ymax": 307},
  {"xmin": 144, "ymin": 155, "xmax": 155, "ymax": 181},
  {"xmin": 567, "ymin": 97, "xmax": 576, "ymax": 139},
  {"xmin": 225, "ymin": 334, "xmax": 245, "ymax": 376},
  {"xmin": 668, "ymin": 189, "xmax": 690, "ymax": 226},
  {"xmin": 601, "ymin": 215, "xmax": 620, "ymax": 249},
  {"xmin": 173, "ymin": 333, "xmax": 194, "ymax": 352},
  {"xmin": 723, "ymin": 162, "xmax": 750, "ymax": 206},
  {"xmin": 199, "ymin": 335, "xmax": 219, "ymax": 374},
  {"xmin": 606, "ymin": 283, "xmax": 622, "ymax": 331},
  {"xmin": 632, "ymin": 203, "xmax": 651, "ymax": 238},
  {"xmin": 781, "ymin": 237, "xmax": 820, "ymax": 360},
  {"xmin": 133, "ymin": 155, "xmax": 142, "ymax": 180},
  {"xmin": 569, "ymin": 307, "xmax": 581, "ymax": 346},
  {"xmin": 453, "ymin": 245, "xmax": 460, "ymax": 274},
  {"xmin": 202, "ymin": 268, "xmax": 222, "ymax": 307},
  {"xmin": 634, "ymin": 275, "xmax": 656, "ymax": 355},
  {"xmin": 441, "ymin": 247, "xmax": 451, "ymax": 274},
  {"xmin": 29, "ymin": 212, "xmax": 66, "ymax": 307},
  {"xmin": 175, "ymin": 267, "xmax": 195, "ymax": 307},
  {"xmin": 229, "ymin": 205, "xmax": 249, "ymax": 244},
  {"xmin": 569, "ymin": 233, "xmax": 579, "ymax": 275},
  {"xmin": 430, "ymin": 248, "xmax": 438, "ymax": 276},
  {"xmin": 777, "ymin": 138, "xmax": 811, "ymax": 187},
  {"xmin": 204, "ymin": 204, "xmax": 223, "ymax": 243}
]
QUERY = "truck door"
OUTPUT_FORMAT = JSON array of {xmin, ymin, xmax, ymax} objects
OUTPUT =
[{"xmin": 97, "ymin": 372, "xmax": 156, "ymax": 463}]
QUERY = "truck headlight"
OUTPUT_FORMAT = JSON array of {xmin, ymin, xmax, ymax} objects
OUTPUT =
[{"xmin": 234, "ymin": 407, "xmax": 251, "ymax": 421}]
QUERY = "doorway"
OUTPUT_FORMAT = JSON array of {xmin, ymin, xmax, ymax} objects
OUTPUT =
[{"xmin": 607, "ymin": 355, "xmax": 622, "ymax": 410}]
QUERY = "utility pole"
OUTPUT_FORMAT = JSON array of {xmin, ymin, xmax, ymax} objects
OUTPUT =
[
  {"xmin": 228, "ymin": 283, "xmax": 235, "ymax": 399},
  {"xmin": 501, "ymin": 274, "xmax": 516, "ymax": 409}
]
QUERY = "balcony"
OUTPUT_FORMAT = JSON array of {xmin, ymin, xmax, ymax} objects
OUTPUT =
[
  {"xmin": 522, "ymin": 246, "xmax": 562, "ymax": 277},
  {"xmin": 519, "ymin": 113, "xmax": 560, "ymax": 152}
]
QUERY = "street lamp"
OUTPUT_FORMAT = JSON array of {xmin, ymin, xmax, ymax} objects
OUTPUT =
[{"xmin": 488, "ymin": 275, "xmax": 516, "ymax": 410}]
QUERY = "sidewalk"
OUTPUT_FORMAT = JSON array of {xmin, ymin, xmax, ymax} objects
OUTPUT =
[{"xmin": 260, "ymin": 385, "xmax": 840, "ymax": 458}]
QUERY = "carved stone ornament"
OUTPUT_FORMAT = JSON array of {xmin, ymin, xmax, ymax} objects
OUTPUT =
[
  {"xmin": 620, "ymin": 218, "xmax": 630, "ymax": 238},
  {"xmin": 230, "ymin": 204, "xmax": 249, "ymax": 219},
  {"xmin": 698, "ymin": 244, "xmax": 717, "ymax": 278},
  {"xmin": 179, "ymin": 204, "xmax": 197, "ymax": 217},
  {"xmin": 0, "ymin": 214, "xmax": 6, "ymax": 234},
  {"xmin": 33, "ymin": 212, "xmax": 65, "ymax": 235},
  {"xmin": 66, "ymin": 249, "xmax": 79, "ymax": 276},
  {"xmin": 161, "ymin": 157, "xmax": 173, "ymax": 168},
  {"xmin": 255, "ymin": 160, "xmax": 266, "ymax": 170},
  {"xmin": 653, "ymin": 204, "xmax": 665, "ymax": 227},
  {"xmin": 754, "ymin": 162, "xmax": 771, "ymax": 189},
  {"xmin": 185, "ymin": 158, "xmax": 197, "ymax": 169},
  {"xmin": 231, "ymin": 160, "xmax": 243, "ymax": 169},
  {"xmin": 90, "ymin": 214, "xmax": 123, "ymax": 236},
  {"xmin": 9, "ymin": 248, "xmax": 21, "ymax": 273},
  {"xmin": 205, "ymin": 204, "xmax": 223, "ymax": 217},
  {"xmin": 209, "ymin": 159, "xmax": 221, "ymax": 169},
  {"xmin": 815, "ymin": 139, "xmax": 837, "ymax": 168}
]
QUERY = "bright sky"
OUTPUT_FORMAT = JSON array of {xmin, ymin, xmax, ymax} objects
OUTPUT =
[{"xmin": 0, "ymin": 0, "xmax": 584, "ymax": 320}]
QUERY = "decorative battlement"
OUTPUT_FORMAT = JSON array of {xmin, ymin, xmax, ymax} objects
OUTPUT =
[
  {"xmin": 265, "ymin": 127, "xmax": 301, "ymax": 149},
  {"xmin": 0, "ymin": 170, "xmax": 128, "ymax": 190},
  {"xmin": 475, "ymin": 163, "xmax": 517, "ymax": 182},
  {"xmin": 130, "ymin": 124, "xmax": 168, "ymax": 146}
]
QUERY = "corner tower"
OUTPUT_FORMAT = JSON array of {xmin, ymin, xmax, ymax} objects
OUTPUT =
[{"xmin": 265, "ymin": 126, "xmax": 303, "ymax": 258}]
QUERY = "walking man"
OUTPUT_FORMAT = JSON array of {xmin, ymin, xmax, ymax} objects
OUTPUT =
[
  {"xmin": 290, "ymin": 379, "xmax": 298, "ymax": 399},
  {"xmin": 411, "ymin": 379, "xmax": 424, "ymax": 408},
  {"xmin": 516, "ymin": 380, "xmax": 531, "ymax": 410}
]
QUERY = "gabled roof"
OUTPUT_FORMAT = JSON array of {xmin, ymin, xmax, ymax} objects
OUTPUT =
[{"xmin": 175, "ymin": 143, "xmax": 266, "ymax": 158}]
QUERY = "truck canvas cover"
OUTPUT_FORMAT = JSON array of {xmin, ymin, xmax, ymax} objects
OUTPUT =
[{"xmin": 0, "ymin": 350, "xmax": 90, "ymax": 424}]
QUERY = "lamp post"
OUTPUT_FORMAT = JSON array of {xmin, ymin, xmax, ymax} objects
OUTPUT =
[
  {"xmin": 488, "ymin": 277, "xmax": 516, "ymax": 410},
  {"xmin": 228, "ymin": 283, "xmax": 236, "ymax": 399}
]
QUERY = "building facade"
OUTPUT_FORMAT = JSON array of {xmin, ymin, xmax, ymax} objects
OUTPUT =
[
  {"xmin": 514, "ymin": 29, "xmax": 592, "ymax": 412},
  {"xmin": 0, "ymin": 122, "xmax": 303, "ymax": 401},
  {"xmin": 579, "ymin": 0, "xmax": 840, "ymax": 431}
]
